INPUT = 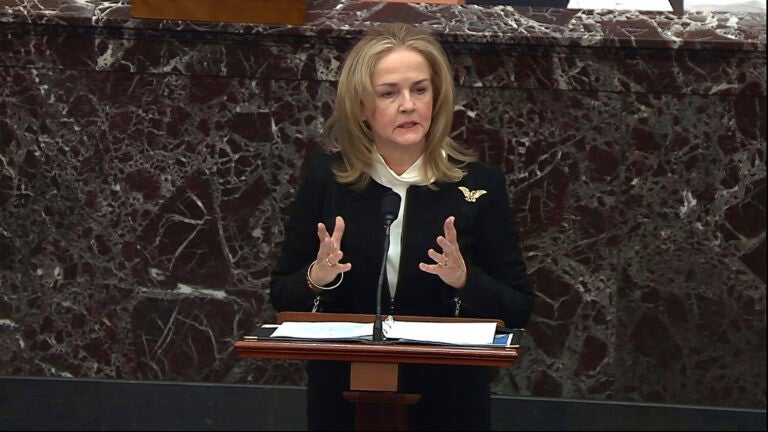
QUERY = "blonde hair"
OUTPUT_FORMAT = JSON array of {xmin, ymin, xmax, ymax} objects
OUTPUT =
[{"xmin": 322, "ymin": 23, "xmax": 476, "ymax": 190}]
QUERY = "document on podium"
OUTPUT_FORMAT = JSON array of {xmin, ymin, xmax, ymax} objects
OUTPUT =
[
  {"xmin": 567, "ymin": 0, "xmax": 672, "ymax": 11},
  {"xmin": 384, "ymin": 320, "xmax": 497, "ymax": 345},
  {"xmin": 270, "ymin": 321, "xmax": 374, "ymax": 341},
  {"xmin": 255, "ymin": 319, "xmax": 519, "ymax": 347}
]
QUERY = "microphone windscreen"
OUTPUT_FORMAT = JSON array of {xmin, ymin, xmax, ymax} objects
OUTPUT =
[{"xmin": 381, "ymin": 190, "xmax": 401, "ymax": 223}]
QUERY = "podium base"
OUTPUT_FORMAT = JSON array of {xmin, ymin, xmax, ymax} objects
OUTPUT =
[{"xmin": 343, "ymin": 391, "xmax": 421, "ymax": 431}]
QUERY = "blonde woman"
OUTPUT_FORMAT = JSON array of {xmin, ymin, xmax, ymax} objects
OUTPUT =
[{"xmin": 270, "ymin": 23, "xmax": 535, "ymax": 430}]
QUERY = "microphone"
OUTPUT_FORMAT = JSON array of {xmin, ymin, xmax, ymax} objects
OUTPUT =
[{"xmin": 373, "ymin": 190, "xmax": 401, "ymax": 342}]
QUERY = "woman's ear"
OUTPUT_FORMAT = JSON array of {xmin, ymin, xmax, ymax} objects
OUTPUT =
[{"xmin": 358, "ymin": 101, "xmax": 368, "ymax": 123}]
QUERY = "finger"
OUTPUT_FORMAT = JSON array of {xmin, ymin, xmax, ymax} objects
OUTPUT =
[
  {"xmin": 327, "ymin": 249, "xmax": 342, "ymax": 266},
  {"xmin": 324, "ymin": 246, "xmax": 346, "ymax": 266},
  {"xmin": 336, "ymin": 262, "xmax": 352, "ymax": 273},
  {"xmin": 418, "ymin": 262, "xmax": 440, "ymax": 274},
  {"xmin": 436, "ymin": 236, "xmax": 453, "ymax": 255},
  {"xmin": 317, "ymin": 222, "xmax": 331, "ymax": 243},
  {"xmin": 331, "ymin": 216, "xmax": 345, "ymax": 245},
  {"xmin": 444, "ymin": 216, "xmax": 458, "ymax": 243},
  {"xmin": 335, "ymin": 250, "xmax": 352, "ymax": 273},
  {"xmin": 321, "ymin": 236, "xmax": 336, "ymax": 259},
  {"xmin": 427, "ymin": 248, "xmax": 446, "ymax": 267},
  {"xmin": 322, "ymin": 237, "xmax": 351, "ymax": 270}
]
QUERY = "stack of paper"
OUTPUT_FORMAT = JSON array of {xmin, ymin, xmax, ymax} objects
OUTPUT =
[
  {"xmin": 567, "ymin": 0, "xmax": 672, "ymax": 11},
  {"xmin": 268, "ymin": 319, "xmax": 503, "ymax": 346}
]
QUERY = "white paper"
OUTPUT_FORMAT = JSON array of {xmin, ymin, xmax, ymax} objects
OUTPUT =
[
  {"xmin": 385, "ymin": 320, "xmax": 498, "ymax": 345},
  {"xmin": 270, "ymin": 321, "xmax": 373, "ymax": 339},
  {"xmin": 268, "ymin": 320, "xmax": 498, "ymax": 346},
  {"xmin": 684, "ymin": 1, "xmax": 766, "ymax": 13},
  {"xmin": 567, "ymin": 0, "xmax": 672, "ymax": 11}
]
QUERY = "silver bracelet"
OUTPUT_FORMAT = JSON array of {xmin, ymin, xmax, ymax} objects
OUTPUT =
[{"xmin": 306, "ymin": 260, "xmax": 343, "ymax": 291}]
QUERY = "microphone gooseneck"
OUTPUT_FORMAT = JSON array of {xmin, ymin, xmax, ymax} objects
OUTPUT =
[{"xmin": 373, "ymin": 190, "xmax": 401, "ymax": 343}]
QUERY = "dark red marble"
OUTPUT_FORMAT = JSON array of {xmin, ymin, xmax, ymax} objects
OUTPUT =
[{"xmin": 0, "ymin": 0, "xmax": 765, "ymax": 411}]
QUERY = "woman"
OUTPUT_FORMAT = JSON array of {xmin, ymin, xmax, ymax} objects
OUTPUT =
[{"xmin": 270, "ymin": 23, "xmax": 535, "ymax": 431}]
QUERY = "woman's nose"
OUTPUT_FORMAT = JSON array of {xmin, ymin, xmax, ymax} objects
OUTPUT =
[{"xmin": 400, "ymin": 92, "xmax": 416, "ymax": 111}]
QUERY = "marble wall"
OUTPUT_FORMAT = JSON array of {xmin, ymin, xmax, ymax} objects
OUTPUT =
[{"xmin": 1, "ymin": 0, "xmax": 765, "ymax": 410}]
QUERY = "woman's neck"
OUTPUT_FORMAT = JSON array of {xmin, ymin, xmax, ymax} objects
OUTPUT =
[{"xmin": 376, "ymin": 145, "xmax": 424, "ymax": 175}]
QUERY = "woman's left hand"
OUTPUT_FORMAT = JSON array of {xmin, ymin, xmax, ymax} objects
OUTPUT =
[{"xmin": 419, "ymin": 216, "xmax": 467, "ymax": 290}]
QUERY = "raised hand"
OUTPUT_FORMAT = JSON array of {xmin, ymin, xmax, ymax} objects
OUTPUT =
[
  {"xmin": 418, "ymin": 216, "xmax": 467, "ymax": 289},
  {"xmin": 308, "ymin": 216, "xmax": 352, "ymax": 289}
]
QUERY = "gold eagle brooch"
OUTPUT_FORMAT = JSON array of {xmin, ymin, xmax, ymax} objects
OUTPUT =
[{"xmin": 459, "ymin": 186, "xmax": 487, "ymax": 202}]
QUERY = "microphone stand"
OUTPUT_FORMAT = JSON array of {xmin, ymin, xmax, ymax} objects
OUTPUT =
[
  {"xmin": 373, "ymin": 190, "xmax": 400, "ymax": 343},
  {"xmin": 372, "ymin": 220, "xmax": 393, "ymax": 343}
]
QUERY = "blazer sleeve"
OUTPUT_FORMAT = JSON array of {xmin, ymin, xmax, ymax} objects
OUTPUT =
[
  {"xmin": 458, "ymin": 167, "xmax": 536, "ymax": 329},
  {"xmin": 269, "ymin": 155, "xmax": 333, "ymax": 313}
]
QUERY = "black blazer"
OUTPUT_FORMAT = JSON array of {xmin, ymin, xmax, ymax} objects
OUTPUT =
[
  {"xmin": 269, "ymin": 152, "xmax": 536, "ymax": 430},
  {"xmin": 270, "ymin": 152, "xmax": 534, "ymax": 328}
]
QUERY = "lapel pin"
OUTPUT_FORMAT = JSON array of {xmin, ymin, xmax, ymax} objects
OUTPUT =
[{"xmin": 459, "ymin": 186, "xmax": 487, "ymax": 203}]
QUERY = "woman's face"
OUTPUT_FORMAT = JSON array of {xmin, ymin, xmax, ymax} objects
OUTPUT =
[{"xmin": 363, "ymin": 47, "xmax": 433, "ymax": 158}]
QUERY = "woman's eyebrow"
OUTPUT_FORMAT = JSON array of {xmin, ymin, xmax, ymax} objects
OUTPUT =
[{"xmin": 374, "ymin": 78, "xmax": 430, "ymax": 88}]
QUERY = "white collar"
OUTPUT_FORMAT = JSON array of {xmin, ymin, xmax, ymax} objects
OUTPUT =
[{"xmin": 370, "ymin": 151, "xmax": 432, "ymax": 189}]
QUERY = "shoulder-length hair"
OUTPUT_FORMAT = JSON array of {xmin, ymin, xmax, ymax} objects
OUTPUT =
[{"xmin": 322, "ymin": 23, "xmax": 476, "ymax": 190}]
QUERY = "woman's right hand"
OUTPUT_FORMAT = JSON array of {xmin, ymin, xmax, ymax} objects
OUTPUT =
[{"xmin": 309, "ymin": 216, "xmax": 352, "ymax": 288}]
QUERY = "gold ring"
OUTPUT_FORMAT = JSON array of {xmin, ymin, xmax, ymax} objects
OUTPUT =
[
  {"xmin": 441, "ymin": 257, "xmax": 448, "ymax": 267},
  {"xmin": 326, "ymin": 257, "xmax": 336, "ymax": 266}
]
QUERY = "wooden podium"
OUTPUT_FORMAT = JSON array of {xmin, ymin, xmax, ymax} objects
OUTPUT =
[{"xmin": 234, "ymin": 312, "xmax": 519, "ymax": 430}]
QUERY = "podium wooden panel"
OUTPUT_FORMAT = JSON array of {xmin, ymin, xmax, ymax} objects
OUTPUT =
[{"xmin": 234, "ymin": 312, "xmax": 518, "ymax": 430}]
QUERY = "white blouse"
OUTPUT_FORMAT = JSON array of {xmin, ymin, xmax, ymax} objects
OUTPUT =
[{"xmin": 370, "ymin": 151, "xmax": 432, "ymax": 298}]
